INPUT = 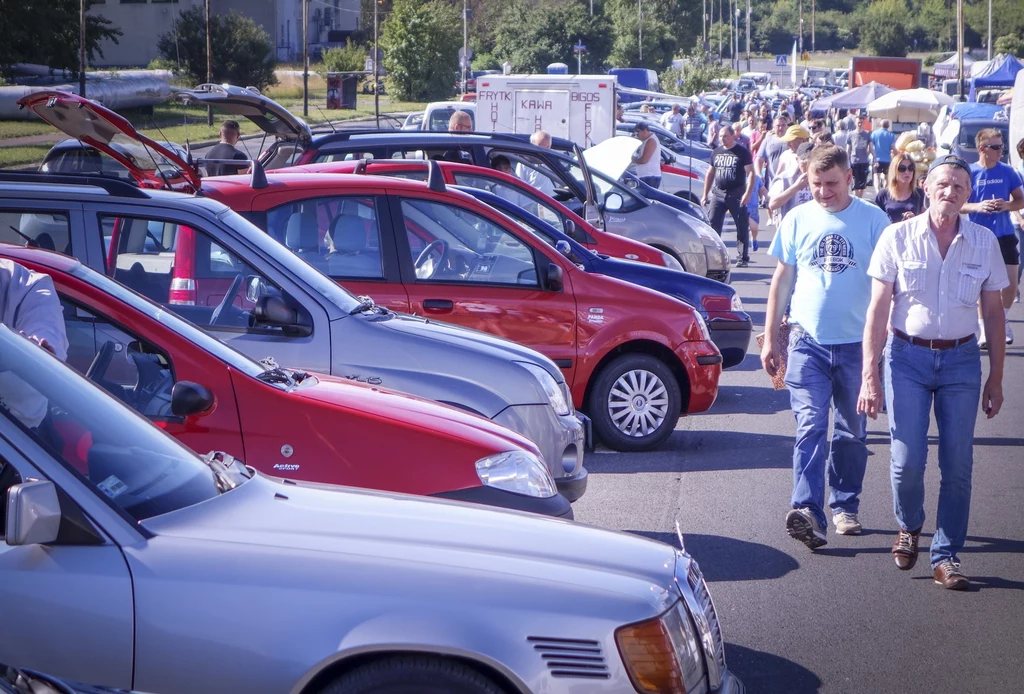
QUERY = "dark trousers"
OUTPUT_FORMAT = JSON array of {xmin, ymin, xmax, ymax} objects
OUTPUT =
[{"xmin": 708, "ymin": 191, "xmax": 750, "ymax": 261}]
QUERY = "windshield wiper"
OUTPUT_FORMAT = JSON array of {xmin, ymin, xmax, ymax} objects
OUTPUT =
[
  {"xmin": 349, "ymin": 295, "xmax": 377, "ymax": 314},
  {"xmin": 256, "ymin": 355, "xmax": 303, "ymax": 387},
  {"xmin": 201, "ymin": 451, "xmax": 251, "ymax": 493}
]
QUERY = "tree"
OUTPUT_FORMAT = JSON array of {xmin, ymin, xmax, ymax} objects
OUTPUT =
[
  {"xmin": 859, "ymin": 0, "xmax": 910, "ymax": 57},
  {"xmin": 493, "ymin": 1, "xmax": 614, "ymax": 74},
  {"xmin": 157, "ymin": 7, "xmax": 277, "ymax": 89},
  {"xmin": 0, "ymin": 0, "xmax": 121, "ymax": 74},
  {"xmin": 380, "ymin": 0, "xmax": 462, "ymax": 101},
  {"xmin": 662, "ymin": 44, "xmax": 730, "ymax": 96},
  {"xmin": 995, "ymin": 34, "xmax": 1024, "ymax": 58},
  {"xmin": 606, "ymin": 0, "xmax": 676, "ymax": 71},
  {"xmin": 321, "ymin": 42, "xmax": 368, "ymax": 73}
]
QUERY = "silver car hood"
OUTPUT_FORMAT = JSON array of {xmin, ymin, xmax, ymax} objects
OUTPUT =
[{"xmin": 144, "ymin": 475, "xmax": 679, "ymax": 609}]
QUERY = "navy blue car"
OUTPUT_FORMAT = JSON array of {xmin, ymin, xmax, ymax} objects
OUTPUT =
[{"xmin": 458, "ymin": 185, "xmax": 752, "ymax": 369}]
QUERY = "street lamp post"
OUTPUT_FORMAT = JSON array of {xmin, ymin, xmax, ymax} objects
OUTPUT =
[
  {"xmin": 745, "ymin": 0, "xmax": 751, "ymax": 73},
  {"xmin": 373, "ymin": 0, "xmax": 380, "ymax": 127},
  {"xmin": 462, "ymin": 0, "xmax": 468, "ymax": 96},
  {"xmin": 987, "ymin": 0, "xmax": 992, "ymax": 60},
  {"xmin": 812, "ymin": 0, "xmax": 815, "ymax": 53},
  {"xmin": 302, "ymin": 0, "xmax": 309, "ymax": 118},
  {"xmin": 79, "ymin": 0, "xmax": 86, "ymax": 98},
  {"xmin": 205, "ymin": 0, "xmax": 213, "ymax": 125},
  {"xmin": 638, "ymin": 0, "xmax": 643, "ymax": 64},
  {"xmin": 734, "ymin": 5, "xmax": 740, "ymax": 73}
]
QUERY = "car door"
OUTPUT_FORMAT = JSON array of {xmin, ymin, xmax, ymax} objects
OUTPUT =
[
  {"xmin": 391, "ymin": 192, "xmax": 578, "ymax": 378},
  {"xmin": 81, "ymin": 203, "xmax": 334, "ymax": 375},
  {"xmin": 0, "ymin": 202, "xmax": 84, "ymax": 259},
  {"xmin": 0, "ymin": 434, "xmax": 135, "ymax": 689},
  {"xmin": 252, "ymin": 190, "xmax": 411, "ymax": 313}
]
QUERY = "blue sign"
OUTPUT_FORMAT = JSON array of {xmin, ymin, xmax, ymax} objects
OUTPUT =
[
  {"xmin": 574, "ymin": 42, "xmax": 587, "ymax": 53},
  {"xmin": 775, "ymin": 54, "xmax": 787, "ymax": 66}
]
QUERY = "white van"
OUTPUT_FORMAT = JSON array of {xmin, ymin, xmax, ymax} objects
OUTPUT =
[{"xmin": 421, "ymin": 101, "xmax": 477, "ymax": 131}]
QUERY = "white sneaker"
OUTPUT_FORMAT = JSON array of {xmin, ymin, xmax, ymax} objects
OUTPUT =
[
  {"xmin": 832, "ymin": 511, "xmax": 863, "ymax": 535},
  {"xmin": 1006, "ymin": 320, "xmax": 1014, "ymax": 345},
  {"xmin": 978, "ymin": 320, "xmax": 988, "ymax": 349}
]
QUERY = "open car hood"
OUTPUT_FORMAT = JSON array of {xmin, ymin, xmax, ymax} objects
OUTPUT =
[
  {"xmin": 17, "ymin": 90, "xmax": 200, "ymax": 191},
  {"xmin": 175, "ymin": 83, "xmax": 312, "ymax": 143},
  {"xmin": 583, "ymin": 135, "xmax": 643, "ymax": 181}
]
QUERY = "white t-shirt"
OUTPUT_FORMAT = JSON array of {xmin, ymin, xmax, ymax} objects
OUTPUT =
[{"xmin": 0, "ymin": 259, "xmax": 69, "ymax": 427}]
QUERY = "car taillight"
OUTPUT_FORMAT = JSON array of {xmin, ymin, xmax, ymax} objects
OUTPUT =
[{"xmin": 169, "ymin": 278, "xmax": 196, "ymax": 305}]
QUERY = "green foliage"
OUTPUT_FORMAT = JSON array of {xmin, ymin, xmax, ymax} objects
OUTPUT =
[
  {"xmin": 472, "ymin": 51, "xmax": 501, "ymax": 72},
  {"xmin": 380, "ymin": 0, "xmax": 462, "ymax": 101},
  {"xmin": 493, "ymin": 1, "xmax": 614, "ymax": 74},
  {"xmin": 858, "ymin": 0, "xmax": 909, "ymax": 57},
  {"xmin": 0, "ymin": 0, "xmax": 122, "ymax": 74},
  {"xmin": 321, "ymin": 42, "xmax": 369, "ymax": 73},
  {"xmin": 663, "ymin": 45, "xmax": 731, "ymax": 97},
  {"xmin": 995, "ymin": 34, "xmax": 1024, "ymax": 59},
  {"xmin": 157, "ymin": 7, "xmax": 277, "ymax": 90},
  {"xmin": 606, "ymin": 0, "xmax": 675, "ymax": 71}
]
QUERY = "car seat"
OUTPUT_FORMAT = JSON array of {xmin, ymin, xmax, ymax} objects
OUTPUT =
[
  {"xmin": 326, "ymin": 214, "xmax": 381, "ymax": 278},
  {"xmin": 284, "ymin": 209, "xmax": 322, "ymax": 259}
]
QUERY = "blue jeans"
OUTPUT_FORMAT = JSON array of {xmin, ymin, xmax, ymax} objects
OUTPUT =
[
  {"xmin": 784, "ymin": 329, "xmax": 868, "ymax": 530},
  {"xmin": 884, "ymin": 333, "xmax": 982, "ymax": 567}
]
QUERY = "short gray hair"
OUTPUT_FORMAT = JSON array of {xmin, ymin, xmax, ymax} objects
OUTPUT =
[{"xmin": 530, "ymin": 130, "xmax": 552, "ymax": 147}]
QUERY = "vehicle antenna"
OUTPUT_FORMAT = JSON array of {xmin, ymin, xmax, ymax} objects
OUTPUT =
[
  {"xmin": 143, "ymin": 117, "xmax": 181, "ymax": 191},
  {"xmin": 315, "ymin": 105, "xmax": 338, "ymax": 132}
]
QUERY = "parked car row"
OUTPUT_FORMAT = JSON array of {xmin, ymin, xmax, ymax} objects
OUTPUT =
[{"xmin": 0, "ymin": 85, "xmax": 748, "ymax": 693}]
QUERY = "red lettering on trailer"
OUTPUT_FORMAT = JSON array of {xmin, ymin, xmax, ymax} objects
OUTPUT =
[
  {"xmin": 520, "ymin": 99, "xmax": 553, "ymax": 110},
  {"xmin": 570, "ymin": 91, "xmax": 602, "ymax": 103},
  {"xmin": 480, "ymin": 90, "xmax": 512, "ymax": 101}
]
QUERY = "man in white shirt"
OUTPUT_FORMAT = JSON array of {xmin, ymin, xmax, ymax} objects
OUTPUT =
[
  {"xmin": 515, "ymin": 130, "xmax": 556, "ymax": 198},
  {"xmin": 660, "ymin": 103, "xmax": 684, "ymax": 137},
  {"xmin": 858, "ymin": 154, "xmax": 1007, "ymax": 591},
  {"xmin": 0, "ymin": 259, "xmax": 69, "ymax": 428}
]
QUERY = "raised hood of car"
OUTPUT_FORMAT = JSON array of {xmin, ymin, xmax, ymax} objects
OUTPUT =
[
  {"xmin": 16, "ymin": 90, "xmax": 201, "ymax": 191},
  {"xmin": 144, "ymin": 475, "xmax": 679, "ymax": 611},
  {"xmin": 175, "ymin": 83, "xmax": 312, "ymax": 142},
  {"xmin": 583, "ymin": 135, "xmax": 644, "ymax": 181},
  {"xmin": 300, "ymin": 374, "xmax": 540, "ymax": 454}
]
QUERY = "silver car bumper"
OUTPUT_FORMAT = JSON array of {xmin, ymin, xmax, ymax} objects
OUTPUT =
[{"xmin": 493, "ymin": 405, "xmax": 587, "ymax": 502}]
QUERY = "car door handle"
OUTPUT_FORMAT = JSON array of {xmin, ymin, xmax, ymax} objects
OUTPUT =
[{"xmin": 423, "ymin": 299, "xmax": 454, "ymax": 311}]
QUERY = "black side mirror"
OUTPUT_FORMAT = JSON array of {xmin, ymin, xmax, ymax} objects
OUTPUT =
[
  {"xmin": 546, "ymin": 262, "xmax": 564, "ymax": 292},
  {"xmin": 171, "ymin": 381, "xmax": 215, "ymax": 418},
  {"xmin": 555, "ymin": 240, "xmax": 572, "ymax": 258},
  {"xmin": 563, "ymin": 218, "xmax": 587, "ymax": 244},
  {"xmin": 255, "ymin": 295, "xmax": 312, "ymax": 336}
]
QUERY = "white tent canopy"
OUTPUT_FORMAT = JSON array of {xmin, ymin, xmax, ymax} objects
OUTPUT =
[
  {"xmin": 932, "ymin": 53, "xmax": 976, "ymax": 79},
  {"xmin": 866, "ymin": 88, "xmax": 955, "ymax": 123}
]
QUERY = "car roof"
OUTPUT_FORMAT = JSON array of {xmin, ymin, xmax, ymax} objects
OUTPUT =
[
  {"xmin": 203, "ymin": 171, "xmax": 443, "ymax": 193},
  {"xmin": 307, "ymin": 130, "xmax": 573, "ymax": 150}
]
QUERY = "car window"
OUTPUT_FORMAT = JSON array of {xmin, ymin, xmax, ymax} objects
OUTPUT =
[
  {"xmin": 0, "ymin": 209, "xmax": 72, "ymax": 255},
  {"xmin": 400, "ymin": 198, "xmax": 538, "ymax": 286},
  {"xmin": 426, "ymin": 108, "xmax": 475, "ymax": 132},
  {"xmin": 42, "ymin": 148, "xmax": 132, "ymax": 181},
  {"xmin": 0, "ymin": 326, "xmax": 220, "ymax": 522},
  {"xmin": 451, "ymin": 171, "xmax": 563, "ymax": 226},
  {"xmin": 101, "ymin": 214, "xmax": 291, "ymax": 334},
  {"xmin": 61, "ymin": 297, "xmax": 178, "ymax": 421},
  {"xmin": 589, "ymin": 170, "xmax": 643, "ymax": 212},
  {"xmin": 265, "ymin": 196, "xmax": 384, "ymax": 279}
]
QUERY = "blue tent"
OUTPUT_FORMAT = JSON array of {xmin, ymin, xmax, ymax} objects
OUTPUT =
[{"xmin": 970, "ymin": 54, "xmax": 1023, "ymax": 99}]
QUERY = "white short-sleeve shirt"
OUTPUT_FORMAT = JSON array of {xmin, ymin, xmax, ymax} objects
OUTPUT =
[{"xmin": 867, "ymin": 213, "xmax": 1009, "ymax": 340}]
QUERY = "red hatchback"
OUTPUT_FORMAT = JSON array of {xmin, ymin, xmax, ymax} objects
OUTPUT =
[
  {"xmin": 0, "ymin": 246, "xmax": 570, "ymax": 517},
  {"xmin": 199, "ymin": 168, "xmax": 722, "ymax": 451}
]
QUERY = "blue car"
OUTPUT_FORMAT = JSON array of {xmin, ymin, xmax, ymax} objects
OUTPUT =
[{"xmin": 458, "ymin": 185, "xmax": 753, "ymax": 369}]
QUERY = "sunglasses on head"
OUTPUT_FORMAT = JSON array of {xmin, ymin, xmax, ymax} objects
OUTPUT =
[
  {"xmin": 982, "ymin": 143, "xmax": 1003, "ymax": 151},
  {"xmin": 896, "ymin": 162, "xmax": 915, "ymax": 173}
]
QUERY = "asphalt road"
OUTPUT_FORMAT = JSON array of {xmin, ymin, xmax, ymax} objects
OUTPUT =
[{"xmin": 573, "ymin": 209, "xmax": 1024, "ymax": 694}]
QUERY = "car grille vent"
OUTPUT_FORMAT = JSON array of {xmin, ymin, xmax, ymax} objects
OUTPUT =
[
  {"xmin": 687, "ymin": 561, "xmax": 727, "ymax": 671},
  {"xmin": 527, "ymin": 636, "xmax": 610, "ymax": 679}
]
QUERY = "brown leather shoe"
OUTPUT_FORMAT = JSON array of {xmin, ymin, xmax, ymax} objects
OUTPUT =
[
  {"xmin": 933, "ymin": 560, "xmax": 969, "ymax": 591},
  {"xmin": 891, "ymin": 529, "xmax": 920, "ymax": 570}
]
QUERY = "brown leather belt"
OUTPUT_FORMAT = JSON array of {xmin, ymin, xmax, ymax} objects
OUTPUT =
[{"xmin": 892, "ymin": 328, "xmax": 973, "ymax": 350}]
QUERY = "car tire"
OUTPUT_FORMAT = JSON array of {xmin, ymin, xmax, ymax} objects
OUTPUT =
[
  {"xmin": 320, "ymin": 655, "xmax": 505, "ymax": 694},
  {"xmin": 588, "ymin": 353, "xmax": 681, "ymax": 452}
]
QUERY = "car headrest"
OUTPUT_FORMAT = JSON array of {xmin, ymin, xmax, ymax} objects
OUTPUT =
[
  {"xmin": 285, "ymin": 210, "xmax": 319, "ymax": 251},
  {"xmin": 329, "ymin": 214, "xmax": 370, "ymax": 253}
]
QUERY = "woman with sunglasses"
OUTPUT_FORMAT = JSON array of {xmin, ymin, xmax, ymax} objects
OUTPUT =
[{"xmin": 874, "ymin": 153, "xmax": 925, "ymax": 225}]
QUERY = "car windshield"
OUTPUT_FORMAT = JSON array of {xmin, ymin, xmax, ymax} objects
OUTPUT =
[
  {"xmin": 69, "ymin": 263, "xmax": 267, "ymax": 380},
  {"xmin": 958, "ymin": 123, "xmax": 1009, "ymax": 149},
  {"xmin": 216, "ymin": 208, "xmax": 362, "ymax": 313},
  {"xmin": 0, "ymin": 326, "xmax": 220, "ymax": 521}
]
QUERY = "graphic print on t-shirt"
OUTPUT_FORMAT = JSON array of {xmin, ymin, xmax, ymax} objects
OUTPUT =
[
  {"xmin": 713, "ymin": 144, "xmax": 752, "ymax": 194},
  {"xmin": 810, "ymin": 234, "xmax": 857, "ymax": 273}
]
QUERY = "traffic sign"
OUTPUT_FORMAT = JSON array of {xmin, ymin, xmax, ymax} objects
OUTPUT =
[
  {"xmin": 775, "ymin": 54, "xmax": 787, "ymax": 66},
  {"xmin": 458, "ymin": 47, "xmax": 473, "ymax": 60},
  {"xmin": 574, "ymin": 42, "xmax": 587, "ymax": 53}
]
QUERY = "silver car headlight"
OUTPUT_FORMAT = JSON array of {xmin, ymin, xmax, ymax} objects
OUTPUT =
[
  {"xmin": 517, "ymin": 362, "xmax": 572, "ymax": 416},
  {"xmin": 475, "ymin": 451, "xmax": 557, "ymax": 498},
  {"xmin": 615, "ymin": 600, "xmax": 707, "ymax": 694},
  {"xmin": 660, "ymin": 251, "xmax": 685, "ymax": 272},
  {"xmin": 731, "ymin": 293, "xmax": 744, "ymax": 312}
]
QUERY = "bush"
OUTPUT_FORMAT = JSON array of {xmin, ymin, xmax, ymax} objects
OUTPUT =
[
  {"xmin": 380, "ymin": 0, "xmax": 461, "ymax": 101},
  {"xmin": 320, "ymin": 42, "xmax": 368, "ymax": 74},
  {"xmin": 859, "ymin": 0, "xmax": 910, "ymax": 57},
  {"xmin": 994, "ymin": 34, "xmax": 1024, "ymax": 58},
  {"xmin": 157, "ymin": 7, "xmax": 277, "ymax": 90}
]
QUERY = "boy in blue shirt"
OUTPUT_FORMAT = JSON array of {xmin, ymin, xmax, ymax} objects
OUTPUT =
[
  {"xmin": 961, "ymin": 128, "xmax": 1024, "ymax": 346},
  {"xmin": 762, "ymin": 144, "xmax": 890, "ymax": 549}
]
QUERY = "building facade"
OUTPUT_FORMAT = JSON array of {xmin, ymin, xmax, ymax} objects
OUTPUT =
[{"xmin": 89, "ymin": 0, "xmax": 360, "ymax": 68}]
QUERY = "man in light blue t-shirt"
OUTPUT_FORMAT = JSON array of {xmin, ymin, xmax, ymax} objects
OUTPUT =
[{"xmin": 762, "ymin": 144, "xmax": 890, "ymax": 550}]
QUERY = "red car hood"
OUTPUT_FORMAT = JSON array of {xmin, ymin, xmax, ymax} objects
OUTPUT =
[
  {"xmin": 17, "ymin": 90, "xmax": 201, "ymax": 191},
  {"xmin": 298, "ymin": 373, "xmax": 542, "ymax": 457}
]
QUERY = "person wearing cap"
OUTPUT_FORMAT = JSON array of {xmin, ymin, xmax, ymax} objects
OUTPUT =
[
  {"xmin": 631, "ymin": 122, "xmax": 663, "ymax": 189},
  {"xmin": 845, "ymin": 115, "xmax": 874, "ymax": 198},
  {"xmin": 959, "ymin": 128, "xmax": 1024, "ymax": 347},
  {"xmin": 702, "ymin": 123, "xmax": 755, "ymax": 267},
  {"xmin": 767, "ymin": 142, "xmax": 815, "ymax": 222},
  {"xmin": 858, "ymin": 154, "xmax": 1007, "ymax": 591},
  {"xmin": 776, "ymin": 124, "xmax": 811, "ymax": 179},
  {"xmin": 660, "ymin": 103, "xmax": 684, "ymax": 137},
  {"xmin": 762, "ymin": 145, "xmax": 890, "ymax": 551}
]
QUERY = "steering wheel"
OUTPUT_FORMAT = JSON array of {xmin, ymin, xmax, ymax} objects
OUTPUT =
[
  {"xmin": 210, "ymin": 274, "xmax": 244, "ymax": 326},
  {"xmin": 414, "ymin": 239, "xmax": 449, "ymax": 279},
  {"xmin": 85, "ymin": 340, "xmax": 116, "ymax": 382}
]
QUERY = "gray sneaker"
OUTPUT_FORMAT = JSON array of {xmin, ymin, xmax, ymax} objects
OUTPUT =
[
  {"xmin": 786, "ymin": 508, "xmax": 828, "ymax": 549},
  {"xmin": 832, "ymin": 511, "xmax": 862, "ymax": 535}
]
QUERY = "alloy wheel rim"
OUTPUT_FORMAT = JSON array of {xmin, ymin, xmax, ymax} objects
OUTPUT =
[{"xmin": 608, "ymin": 368, "xmax": 669, "ymax": 437}]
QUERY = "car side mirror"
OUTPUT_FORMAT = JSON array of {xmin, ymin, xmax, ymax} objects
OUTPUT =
[
  {"xmin": 555, "ymin": 239, "xmax": 573, "ymax": 258},
  {"xmin": 546, "ymin": 262, "xmax": 564, "ymax": 292},
  {"xmin": 605, "ymin": 193, "xmax": 624, "ymax": 212},
  {"xmin": 171, "ymin": 381, "xmax": 215, "ymax": 418},
  {"xmin": 245, "ymin": 275, "xmax": 267, "ymax": 303},
  {"xmin": 5, "ymin": 480, "xmax": 60, "ymax": 546},
  {"xmin": 562, "ymin": 218, "xmax": 584, "ymax": 243},
  {"xmin": 255, "ymin": 295, "xmax": 312, "ymax": 337}
]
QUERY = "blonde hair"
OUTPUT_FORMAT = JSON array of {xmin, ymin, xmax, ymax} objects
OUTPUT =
[{"xmin": 887, "ymin": 153, "xmax": 919, "ymax": 198}]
